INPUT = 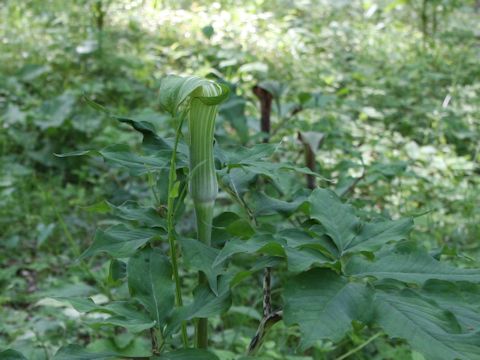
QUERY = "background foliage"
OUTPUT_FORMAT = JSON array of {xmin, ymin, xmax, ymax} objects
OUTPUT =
[{"xmin": 1, "ymin": 0, "xmax": 479, "ymax": 359}]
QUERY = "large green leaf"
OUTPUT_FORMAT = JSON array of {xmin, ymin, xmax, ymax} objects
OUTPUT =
[
  {"xmin": 91, "ymin": 302, "xmax": 156, "ymax": 333},
  {"xmin": 308, "ymin": 189, "xmax": 359, "ymax": 253},
  {"xmin": 128, "ymin": 247, "xmax": 175, "ymax": 330},
  {"xmin": 277, "ymin": 228, "xmax": 338, "ymax": 272},
  {"xmin": 283, "ymin": 268, "xmax": 373, "ymax": 348},
  {"xmin": 79, "ymin": 224, "xmax": 158, "ymax": 259},
  {"xmin": 221, "ymin": 143, "xmax": 276, "ymax": 167},
  {"xmin": 0, "ymin": 350, "xmax": 27, "ymax": 360},
  {"xmin": 250, "ymin": 192, "xmax": 307, "ymax": 217},
  {"xmin": 166, "ymin": 278, "xmax": 231, "ymax": 335},
  {"xmin": 118, "ymin": 116, "xmax": 180, "ymax": 153},
  {"xmin": 213, "ymin": 235, "xmax": 286, "ymax": 267},
  {"xmin": 56, "ymin": 144, "xmax": 176, "ymax": 176},
  {"xmin": 83, "ymin": 96, "xmax": 180, "ymax": 153},
  {"xmin": 422, "ymin": 280, "xmax": 480, "ymax": 332},
  {"xmin": 219, "ymin": 144, "xmax": 320, "ymax": 193},
  {"xmin": 374, "ymin": 288, "xmax": 480, "ymax": 360},
  {"xmin": 308, "ymin": 189, "xmax": 412, "ymax": 255},
  {"xmin": 99, "ymin": 144, "xmax": 170, "ymax": 175},
  {"xmin": 285, "ymin": 246, "xmax": 334, "ymax": 273},
  {"xmin": 345, "ymin": 217, "xmax": 413, "ymax": 253},
  {"xmin": 346, "ymin": 246, "xmax": 480, "ymax": 285},
  {"xmin": 108, "ymin": 201, "xmax": 166, "ymax": 229},
  {"xmin": 179, "ymin": 237, "xmax": 225, "ymax": 295},
  {"xmin": 53, "ymin": 345, "xmax": 116, "ymax": 360},
  {"xmin": 278, "ymin": 228, "xmax": 337, "ymax": 256},
  {"xmin": 214, "ymin": 228, "xmax": 337, "ymax": 272},
  {"xmin": 153, "ymin": 349, "xmax": 219, "ymax": 360},
  {"xmin": 59, "ymin": 298, "xmax": 155, "ymax": 333}
]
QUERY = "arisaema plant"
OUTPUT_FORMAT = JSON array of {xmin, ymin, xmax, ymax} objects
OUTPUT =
[
  {"xmin": 158, "ymin": 75, "xmax": 229, "ymax": 349},
  {"xmin": 41, "ymin": 75, "xmax": 480, "ymax": 360}
]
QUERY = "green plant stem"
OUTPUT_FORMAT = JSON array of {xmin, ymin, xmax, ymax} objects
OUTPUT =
[
  {"xmin": 194, "ymin": 202, "xmax": 214, "ymax": 246},
  {"xmin": 194, "ymin": 201, "xmax": 214, "ymax": 349},
  {"xmin": 196, "ymin": 269, "xmax": 209, "ymax": 348},
  {"xmin": 335, "ymin": 332, "xmax": 383, "ymax": 360},
  {"xmin": 188, "ymin": 82, "xmax": 222, "ymax": 349},
  {"xmin": 167, "ymin": 114, "xmax": 188, "ymax": 347}
]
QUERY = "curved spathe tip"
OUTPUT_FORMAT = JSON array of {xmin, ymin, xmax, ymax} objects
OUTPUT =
[{"xmin": 159, "ymin": 75, "xmax": 229, "ymax": 116}]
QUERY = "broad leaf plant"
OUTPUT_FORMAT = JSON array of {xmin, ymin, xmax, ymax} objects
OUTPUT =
[{"xmin": 48, "ymin": 75, "xmax": 480, "ymax": 360}]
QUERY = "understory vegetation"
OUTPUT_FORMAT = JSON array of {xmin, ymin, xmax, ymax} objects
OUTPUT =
[{"xmin": 1, "ymin": 1, "xmax": 480, "ymax": 359}]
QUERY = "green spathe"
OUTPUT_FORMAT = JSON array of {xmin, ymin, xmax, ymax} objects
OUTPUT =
[
  {"xmin": 158, "ymin": 75, "xmax": 229, "ymax": 222},
  {"xmin": 188, "ymin": 81, "xmax": 222, "ymax": 210},
  {"xmin": 159, "ymin": 75, "xmax": 229, "ymax": 349}
]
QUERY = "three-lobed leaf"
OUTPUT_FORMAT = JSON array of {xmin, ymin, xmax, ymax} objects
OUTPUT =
[{"xmin": 308, "ymin": 189, "xmax": 413, "ymax": 255}]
